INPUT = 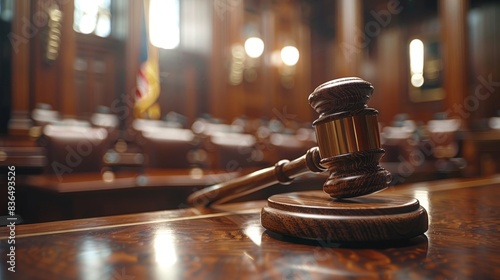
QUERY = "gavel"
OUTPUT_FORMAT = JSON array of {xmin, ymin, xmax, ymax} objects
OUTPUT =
[{"xmin": 188, "ymin": 77, "xmax": 428, "ymax": 242}]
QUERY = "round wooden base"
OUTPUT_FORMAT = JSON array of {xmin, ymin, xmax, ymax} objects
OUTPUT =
[{"xmin": 261, "ymin": 191, "xmax": 428, "ymax": 242}]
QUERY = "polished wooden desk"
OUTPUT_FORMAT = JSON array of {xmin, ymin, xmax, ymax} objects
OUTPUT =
[
  {"xmin": 17, "ymin": 169, "xmax": 241, "ymax": 223},
  {"xmin": 1, "ymin": 176, "xmax": 500, "ymax": 279},
  {"xmin": 23, "ymin": 169, "xmax": 241, "ymax": 193},
  {"xmin": 18, "ymin": 169, "xmax": 325, "ymax": 223},
  {"xmin": 0, "ymin": 136, "xmax": 46, "ymax": 173}
]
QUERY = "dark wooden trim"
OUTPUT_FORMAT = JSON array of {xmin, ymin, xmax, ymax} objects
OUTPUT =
[
  {"xmin": 335, "ymin": 0, "xmax": 363, "ymax": 77},
  {"xmin": 10, "ymin": 0, "xmax": 31, "ymax": 120},
  {"xmin": 439, "ymin": 0, "xmax": 469, "ymax": 125},
  {"xmin": 123, "ymin": 0, "xmax": 142, "ymax": 132},
  {"xmin": 58, "ymin": 0, "xmax": 76, "ymax": 117}
]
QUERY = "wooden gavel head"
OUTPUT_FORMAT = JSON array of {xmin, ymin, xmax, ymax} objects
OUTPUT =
[{"xmin": 309, "ymin": 77, "xmax": 391, "ymax": 198}]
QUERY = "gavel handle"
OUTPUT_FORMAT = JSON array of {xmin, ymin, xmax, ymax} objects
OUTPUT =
[{"xmin": 187, "ymin": 147, "xmax": 326, "ymax": 207}]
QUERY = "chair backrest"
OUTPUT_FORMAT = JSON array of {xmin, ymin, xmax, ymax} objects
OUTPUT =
[
  {"xmin": 91, "ymin": 112, "xmax": 119, "ymax": 143},
  {"xmin": 208, "ymin": 132, "xmax": 257, "ymax": 170},
  {"xmin": 381, "ymin": 126, "xmax": 416, "ymax": 162},
  {"xmin": 427, "ymin": 119, "xmax": 462, "ymax": 159},
  {"xmin": 140, "ymin": 126, "xmax": 197, "ymax": 169},
  {"xmin": 32, "ymin": 104, "xmax": 60, "ymax": 127},
  {"xmin": 90, "ymin": 113, "xmax": 119, "ymax": 129},
  {"xmin": 269, "ymin": 132, "xmax": 316, "ymax": 161},
  {"xmin": 40, "ymin": 124, "xmax": 109, "ymax": 178},
  {"xmin": 489, "ymin": 117, "xmax": 500, "ymax": 130}
]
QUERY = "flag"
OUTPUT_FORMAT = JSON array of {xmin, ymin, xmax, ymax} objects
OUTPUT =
[{"xmin": 134, "ymin": 0, "xmax": 161, "ymax": 120}]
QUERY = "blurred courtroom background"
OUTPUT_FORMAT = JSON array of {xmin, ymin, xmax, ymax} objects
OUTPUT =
[{"xmin": 0, "ymin": 0, "xmax": 499, "ymax": 223}]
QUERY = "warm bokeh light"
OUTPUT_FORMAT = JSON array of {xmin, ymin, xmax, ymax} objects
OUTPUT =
[
  {"xmin": 150, "ymin": 0, "xmax": 180, "ymax": 49},
  {"xmin": 411, "ymin": 73, "xmax": 424, "ymax": 87},
  {"xmin": 244, "ymin": 37, "xmax": 265, "ymax": 58},
  {"xmin": 101, "ymin": 170, "xmax": 115, "ymax": 183},
  {"xmin": 74, "ymin": 0, "xmax": 111, "ymax": 36},
  {"xmin": 409, "ymin": 39, "xmax": 424, "ymax": 73},
  {"xmin": 76, "ymin": 0, "xmax": 98, "ymax": 34},
  {"xmin": 95, "ymin": 14, "xmax": 111, "ymax": 37},
  {"xmin": 281, "ymin": 46, "xmax": 300, "ymax": 66},
  {"xmin": 409, "ymin": 39, "xmax": 424, "ymax": 87}
]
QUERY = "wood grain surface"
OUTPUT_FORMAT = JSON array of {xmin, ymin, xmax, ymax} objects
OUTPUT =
[
  {"xmin": 261, "ymin": 191, "xmax": 428, "ymax": 242},
  {"xmin": 1, "ymin": 176, "xmax": 500, "ymax": 279}
]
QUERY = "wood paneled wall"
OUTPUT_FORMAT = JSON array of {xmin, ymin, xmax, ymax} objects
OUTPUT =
[
  {"xmin": 468, "ymin": 3, "xmax": 500, "ymax": 123},
  {"xmin": 74, "ymin": 35, "xmax": 123, "ymax": 118},
  {"xmin": 315, "ymin": 0, "xmax": 499, "ymax": 126},
  {"xmin": 209, "ymin": 0, "xmax": 314, "ymax": 124},
  {"xmin": 31, "ymin": 0, "xmax": 76, "ymax": 116},
  {"xmin": 7, "ymin": 0, "xmax": 499, "ymax": 133},
  {"xmin": 10, "ymin": 0, "xmax": 126, "ymax": 130}
]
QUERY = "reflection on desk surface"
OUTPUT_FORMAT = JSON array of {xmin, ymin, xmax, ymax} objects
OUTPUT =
[{"xmin": 0, "ymin": 176, "xmax": 499, "ymax": 279}]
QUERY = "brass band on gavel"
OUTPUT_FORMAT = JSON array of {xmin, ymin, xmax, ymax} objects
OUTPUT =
[{"xmin": 314, "ymin": 114, "xmax": 381, "ymax": 159}]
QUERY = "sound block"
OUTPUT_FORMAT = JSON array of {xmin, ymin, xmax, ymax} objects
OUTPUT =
[{"xmin": 261, "ymin": 191, "xmax": 428, "ymax": 242}]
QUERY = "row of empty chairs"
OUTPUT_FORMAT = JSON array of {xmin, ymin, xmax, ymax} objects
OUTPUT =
[
  {"xmin": 379, "ymin": 113, "xmax": 476, "ymax": 183},
  {"xmin": 381, "ymin": 114, "xmax": 465, "ymax": 163},
  {"xmin": 133, "ymin": 117, "xmax": 317, "ymax": 171},
  {"xmin": 34, "ymin": 104, "xmax": 491, "ymax": 182},
  {"xmin": 31, "ymin": 105, "xmax": 318, "ymax": 177}
]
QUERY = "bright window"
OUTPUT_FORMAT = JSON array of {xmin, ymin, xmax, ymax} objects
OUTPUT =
[
  {"xmin": 149, "ymin": 0, "xmax": 180, "ymax": 49},
  {"xmin": 74, "ymin": 0, "xmax": 111, "ymax": 37}
]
